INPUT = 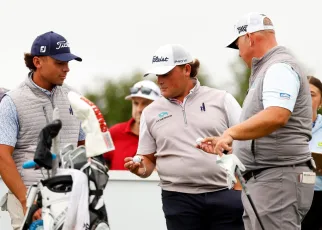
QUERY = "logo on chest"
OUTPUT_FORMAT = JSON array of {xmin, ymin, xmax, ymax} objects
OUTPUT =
[{"xmin": 156, "ymin": 112, "xmax": 172, "ymax": 123}]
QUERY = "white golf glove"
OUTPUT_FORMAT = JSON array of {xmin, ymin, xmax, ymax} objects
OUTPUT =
[
  {"xmin": 216, "ymin": 154, "xmax": 246, "ymax": 189},
  {"xmin": 68, "ymin": 91, "xmax": 115, "ymax": 157}
]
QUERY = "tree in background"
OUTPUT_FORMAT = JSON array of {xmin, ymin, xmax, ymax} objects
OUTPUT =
[
  {"xmin": 85, "ymin": 70, "xmax": 213, "ymax": 127},
  {"xmin": 227, "ymin": 58, "xmax": 251, "ymax": 106}
]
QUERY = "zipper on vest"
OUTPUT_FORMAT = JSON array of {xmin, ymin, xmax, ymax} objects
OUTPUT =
[
  {"xmin": 43, "ymin": 106, "xmax": 50, "ymax": 124},
  {"xmin": 251, "ymin": 140, "xmax": 255, "ymax": 157}
]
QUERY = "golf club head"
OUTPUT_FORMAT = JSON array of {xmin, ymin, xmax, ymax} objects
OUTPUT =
[
  {"xmin": 60, "ymin": 144, "xmax": 75, "ymax": 168},
  {"xmin": 63, "ymin": 146, "xmax": 88, "ymax": 169},
  {"xmin": 34, "ymin": 119, "xmax": 62, "ymax": 169}
]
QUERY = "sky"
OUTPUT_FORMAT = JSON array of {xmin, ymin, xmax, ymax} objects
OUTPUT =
[{"xmin": 0, "ymin": 0, "xmax": 321, "ymax": 95}]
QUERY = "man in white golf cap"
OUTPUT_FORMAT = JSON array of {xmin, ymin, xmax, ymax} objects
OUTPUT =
[
  {"xmin": 199, "ymin": 12, "xmax": 315, "ymax": 229},
  {"xmin": 103, "ymin": 80, "xmax": 160, "ymax": 170},
  {"xmin": 125, "ymin": 44, "xmax": 244, "ymax": 230}
]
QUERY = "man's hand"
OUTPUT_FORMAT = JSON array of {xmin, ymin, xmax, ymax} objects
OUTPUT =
[
  {"xmin": 32, "ymin": 209, "xmax": 42, "ymax": 221},
  {"xmin": 197, "ymin": 132, "xmax": 233, "ymax": 155},
  {"xmin": 21, "ymin": 200, "xmax": 42, "ymax": 221},
  {"xmin": 124, "ymin": 157, "xmax": 146, "ymax": 177}
]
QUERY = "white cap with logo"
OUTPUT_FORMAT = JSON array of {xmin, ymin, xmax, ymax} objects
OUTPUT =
[
  {"xmin": 144, "ymin": 44, "xmax": 193, "ymax": 77},
  {"xmin": 125, "ymin": 80, "xmax": 161, "ymax": 101},
  {"xmin": 227, "ymin": 12, "xmax": 274, "ymax": 49}
]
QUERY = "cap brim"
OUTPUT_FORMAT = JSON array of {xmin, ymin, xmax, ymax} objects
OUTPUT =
[
  {"xmin": 143, "ymin": 65, "xmax": 175, "ymax": 77},
  {"xmin": 226, "ymin": 37, "xmax": 238, "ymax": 49},
  {"xmin": 51, "ymin": 53, "xmax": 82, "ymax": 62},
  {"xmin": 125, "ymin": 93, "xmax": 159, "ymax": 101}
]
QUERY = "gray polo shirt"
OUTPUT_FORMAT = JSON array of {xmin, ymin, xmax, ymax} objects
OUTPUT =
[{"xmin": 138, "ymin": 80, "xmax": 241, "ymax": 194}]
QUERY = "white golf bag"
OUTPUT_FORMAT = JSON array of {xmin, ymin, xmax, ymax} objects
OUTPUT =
[{"xmin": 21, "ymin": 93, "xmax": 114, "ymax": 230}]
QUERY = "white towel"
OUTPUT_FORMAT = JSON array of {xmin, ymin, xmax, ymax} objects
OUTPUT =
[{"xmin": 56, "ymin": 169, "xmax": 90, "ymax": 230}]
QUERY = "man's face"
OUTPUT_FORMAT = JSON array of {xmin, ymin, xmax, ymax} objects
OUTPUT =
[
  {"xmin": 236, "ymin": 35, "xmax": 254, "ymax": 68},
  {"xmin": 157, "ymin": 66, "xmax": 188, "ymax": 99},
  {"xmin": 132, "ymin": 97, "xmax": 153, "ymax": 124},
  {"xmin": 37, "ymin": 56, "xmax": 70, "ymax": 86}
]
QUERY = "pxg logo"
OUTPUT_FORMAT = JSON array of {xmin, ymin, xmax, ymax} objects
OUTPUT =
[{"xmin": 237, "ymin": 25, "xmax": 248, "ymax": 34}]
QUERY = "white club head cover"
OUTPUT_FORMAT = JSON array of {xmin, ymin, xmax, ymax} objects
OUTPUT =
[
  {"xmin": 216, "ymin": 154, "xmax": 246, "ymax": 189},
  {"xmin": 68, "ymin": 91, "xmax": 115, "ymax": 157}
]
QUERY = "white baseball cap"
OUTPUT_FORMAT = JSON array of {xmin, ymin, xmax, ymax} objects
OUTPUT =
[
  {"xmin": 227, "ymin": 12, "xmax": 274, "ymax": 49},
  {"xmin": 144, "ymin": 44, "xmax": 193, "ymax": 77},
  {"xmin": 125, "ymin": 80, "xmax": 161, "ymax": 101}
]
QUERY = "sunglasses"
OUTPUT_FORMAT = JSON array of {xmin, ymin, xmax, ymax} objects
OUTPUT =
[{"xmin": 130, "ymin": 86, "xmax": 153, "ymax": 95}]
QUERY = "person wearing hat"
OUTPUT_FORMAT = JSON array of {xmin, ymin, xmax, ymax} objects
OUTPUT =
[
  {"xmin": 0, "ymin": 31, "xmax": 84, "ymax": 229},
  {"xmin": 199, "ymin": 12, "xmax": 315, "ymax": 229},
  {"xmin": 124, "ymin": 44, "xmax": 244, "ymax": 230},
  {"xmin": 103, "ymin": 80, "xmax": 160, "ymax": 170}
]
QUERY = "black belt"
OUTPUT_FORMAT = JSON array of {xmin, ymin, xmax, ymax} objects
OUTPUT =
[{"xmin": 243, "ymin": 161, "xmax": 311, "ymax": 183}]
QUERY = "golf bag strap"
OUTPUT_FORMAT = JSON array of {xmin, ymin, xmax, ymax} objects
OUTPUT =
[{"xmin": 89, "ymin": 189, "xmax": 103, "ymax": 196}]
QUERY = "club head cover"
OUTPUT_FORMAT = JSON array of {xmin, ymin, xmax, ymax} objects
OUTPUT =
[
  {"xmin": 68, "ymin": 91, "xmax": 115, "ymax": 157},
  {"xmin": 34, "ymin": 119, "xmax": 62, "ymax": 169}
]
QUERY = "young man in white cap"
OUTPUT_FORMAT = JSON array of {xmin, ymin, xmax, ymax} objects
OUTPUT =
[
  {"xmin": 0, "ymin": 31, "xmax": 84, "ymax": 229},
  {"xmin": 125, "ymin": 44, "xmax": 244, "ymax": 230},
  {"xmin": 199, "ymin": 12, "xmax": 315, "ymax": 229},
  {"xmin": 103, "ymin": 80, "xmax": 160, "ymax": 170}
]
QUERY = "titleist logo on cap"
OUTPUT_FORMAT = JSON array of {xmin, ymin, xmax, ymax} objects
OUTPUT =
[
  {"xmin": 56, "ymin": 41, "xmax": 70, "ymax": 50},
  {"xmin": 152, "ymin": 56, "xmax": 169, "ymax": 63}
]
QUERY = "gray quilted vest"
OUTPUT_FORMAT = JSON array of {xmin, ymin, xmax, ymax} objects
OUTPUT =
[
  {"xmin": 7, "ymin": 74, "xmax": 81, "ymax": 186},
  {"xmin": 234, "ymin": 46, "xmax": 312, "ymax": 172}
]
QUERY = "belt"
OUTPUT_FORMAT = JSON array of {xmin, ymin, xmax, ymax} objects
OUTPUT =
[{"xmin": 243, "ymin": 161, "xmax": 311, "ymax": 183}]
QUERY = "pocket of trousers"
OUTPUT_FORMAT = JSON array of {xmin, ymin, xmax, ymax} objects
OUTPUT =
[{"xmin": 296, "ymin": 182, "xmax": 314, "ymax": 215}]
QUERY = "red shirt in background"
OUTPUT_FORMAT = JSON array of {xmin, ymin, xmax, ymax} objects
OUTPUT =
[{"xmin": 103, "ymin": 118, "xmax": 138, "ymax": 170}]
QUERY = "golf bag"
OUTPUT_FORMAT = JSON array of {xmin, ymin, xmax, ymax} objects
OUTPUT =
[{"xmin": 21, "ymin": 120, "xmax": 110, "ymax": 230}]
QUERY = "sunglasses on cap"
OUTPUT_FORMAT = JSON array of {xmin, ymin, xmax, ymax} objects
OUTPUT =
[{"xmin": 130, "ymin": 86, "xmax": 154, "ymax": 95}]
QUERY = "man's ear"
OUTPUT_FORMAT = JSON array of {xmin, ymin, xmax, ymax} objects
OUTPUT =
[
  {"xmin": 33, "ymin": 56, "xmax": 41, "ymax": 68},
  {"xmin": 184, "ymin": 64, "xmax": 191, "ymax": 78},
  {"xmin": 246, "ymin": 33, "xmax": 253, "ymax": 47}
]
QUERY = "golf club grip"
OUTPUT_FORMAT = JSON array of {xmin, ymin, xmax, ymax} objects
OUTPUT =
[
  {"xmin": 22, "ymin": 154, "xmax": 57, "ymax": 169},
  {"xmin": 235, "ymin": 168, "xmax": 249, "ymax": 194}
]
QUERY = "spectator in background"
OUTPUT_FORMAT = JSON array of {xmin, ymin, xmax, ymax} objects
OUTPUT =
[
  {"xmin": 0, "ymin": 88, "xmax": 9, "ymax": 102},
  {"xmin": 301, "ymin": 76, "xmax": 322, "ymax": 230},
  {"xmin": 104, "ymin": 80, "xmax": 160, "ymax": 170}
]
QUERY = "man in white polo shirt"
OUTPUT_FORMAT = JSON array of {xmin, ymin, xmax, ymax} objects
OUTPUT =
[
  {"xmin": 199, "ymin": 12, "xmax": 315, "ymax": 230},
  {"xmin": 125, "ymin": 44, "xmax": 244, "ymax": 230}
]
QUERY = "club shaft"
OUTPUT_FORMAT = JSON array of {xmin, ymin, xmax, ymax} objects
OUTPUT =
[{"xmin": 235, "ymin": 168, "xmax": 266, "ymax": 230}]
